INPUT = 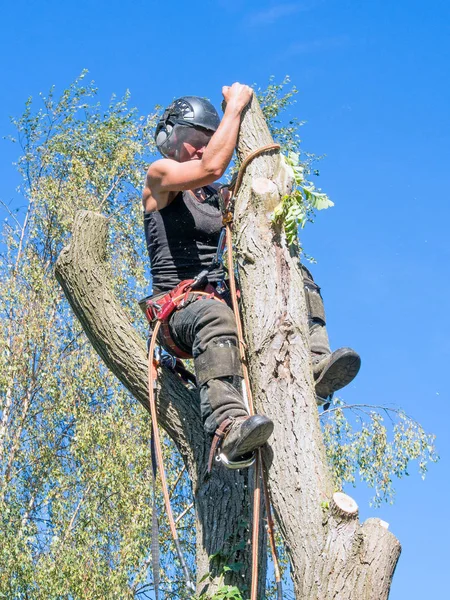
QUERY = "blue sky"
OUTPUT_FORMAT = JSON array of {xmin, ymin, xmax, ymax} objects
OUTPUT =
[{"xmin": 1, "ymin": 1, "xmax": 449, "ymax": 598}]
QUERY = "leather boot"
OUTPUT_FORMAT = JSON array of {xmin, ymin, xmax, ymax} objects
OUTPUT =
[
  {"xmin": 220, "ymin": 415, "xmax": 274, "ymax": 461},
  {"xmin": 313, "ymin": 347, "xmax": 361, "ymax": 403}
]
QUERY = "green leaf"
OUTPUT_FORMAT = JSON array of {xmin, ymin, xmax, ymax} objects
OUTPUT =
[{"xmin": 227, "ymin": 562, "xmax": 245, "ymax": 572}]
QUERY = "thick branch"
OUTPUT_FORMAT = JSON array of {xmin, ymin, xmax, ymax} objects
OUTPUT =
[{"xmin": 55, "ymin": 210, "xmax": 202, "ymax": 473}]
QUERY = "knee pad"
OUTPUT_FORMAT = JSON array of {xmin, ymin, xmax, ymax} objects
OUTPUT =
[
  {"xmin": 301, "ymin": 265, "xmax": 326, "ymax": 325},
  {"xmin": 194, "ymin": 337, "xmax": 243, "ymax": 387}
]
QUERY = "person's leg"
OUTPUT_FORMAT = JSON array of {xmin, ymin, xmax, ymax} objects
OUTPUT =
[
  {"xmin": 301, "ymin": 265, "xmax": 361, "ymax": 403},
  {"xmin": 168, "ymin": 298, "xmax": 273, "ymax": 459},
  {"xmin": 169, "ymin": 298, "xmax": 247, "ymax": 431}
]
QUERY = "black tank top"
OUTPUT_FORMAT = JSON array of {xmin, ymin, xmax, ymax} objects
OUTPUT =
[{"xmin": 144, "ymin": 186, "xmax": 225, "ymax": 293}]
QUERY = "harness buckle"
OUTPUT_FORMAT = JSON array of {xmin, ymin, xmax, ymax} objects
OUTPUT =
[
  {"xmin": 222, "ymin": 211, "xmax": 233, "ymax": 225},
  {"xmin": 191, "ymin": 269, "xmax": 209, "ymax": 290}
]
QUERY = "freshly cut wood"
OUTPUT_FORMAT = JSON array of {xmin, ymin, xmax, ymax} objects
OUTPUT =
[{"xmin": 331, "ymin": 492, "xmax": 359, "ymax": 519}]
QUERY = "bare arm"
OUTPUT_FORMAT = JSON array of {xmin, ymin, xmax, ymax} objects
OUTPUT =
[{"xmin": 143, "ymin": 83, "xmax": 252, "ymax": 212}]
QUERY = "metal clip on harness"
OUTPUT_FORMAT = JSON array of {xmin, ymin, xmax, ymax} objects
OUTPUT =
[{"xmin": 217, "ymin": 452, "xmax": 256, "ymax": 469}]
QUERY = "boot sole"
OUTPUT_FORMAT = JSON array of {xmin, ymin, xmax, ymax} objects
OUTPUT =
[
  {"xmin": 315, "ymin": 348, "xmax": 361, "ymax": 399},
  {"xmin": 225, "ymin": 419, "xmax": 274, "ymax": 462}
]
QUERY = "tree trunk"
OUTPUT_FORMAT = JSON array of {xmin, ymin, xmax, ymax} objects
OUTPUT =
[
  {"xmin": 231, "ymin": 97, "xmax": 401, "ymax": 599},
  {"xmin": 55, "ymin": 95, "xmax": 401, "ymax": 599}
]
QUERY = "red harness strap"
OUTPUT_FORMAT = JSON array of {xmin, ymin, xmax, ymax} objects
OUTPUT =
[{"xmin": 140, "ymin": 279, "xmax": 225, "ymax": 359}]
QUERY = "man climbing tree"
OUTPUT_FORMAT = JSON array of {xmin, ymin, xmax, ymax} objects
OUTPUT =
[
  {"xmin": 142, "ymin": 83, "xmax": 273, "ymax": 464},
  {"xmin": 141, "ymin": 81, "xmax": 361, "ymax": 465}
]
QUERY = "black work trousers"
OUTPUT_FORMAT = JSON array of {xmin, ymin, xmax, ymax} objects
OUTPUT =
[
  {"xmin": 167, "ymin": 298, "xmax": 248, "ymax": 434},
  {"xmin": 163, "ymin": 266, "xmax": 328, "ymax": 434}
]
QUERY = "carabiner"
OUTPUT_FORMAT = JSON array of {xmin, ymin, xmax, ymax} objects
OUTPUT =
[{"xmin": 218, "ymin": 451, "xmax": 256, "ymax": 470}]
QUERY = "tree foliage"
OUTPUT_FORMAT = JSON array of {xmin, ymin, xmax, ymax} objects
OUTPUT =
[
  {"xmin": 322, "ymin": 401, "xmax": 438, "ymax": 506},
  {"xmin": 0, "ymin": 73, "xmax": 437, "ymax": 598},
  {"xmin": 0, "ymin": 72, "xmax": 194, "ymax": 599}
]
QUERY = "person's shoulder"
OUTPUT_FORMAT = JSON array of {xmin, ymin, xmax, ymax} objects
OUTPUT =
[
  {"xmin": 147, "ymin": 158, "xmax": 174, "ymax": 180},
  {"xmin": 144, "ymin": 160, "xmax": 179, "ymax": 212}
]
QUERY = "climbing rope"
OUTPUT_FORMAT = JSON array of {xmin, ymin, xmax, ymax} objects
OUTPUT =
[
  {"xmin": 147, "ymin": 290, "xmax": 223, "ymax": 593},
  {"xmin": 147, "ymin": 319, "xmax": 195, "ymax": 592},
  {"xmin": 146, "ymin": 142, "xmax": 282, "ymax": 598},
  {"xmin": 225, "ymin": 142, "xmax": 282, "ymax": 600}
]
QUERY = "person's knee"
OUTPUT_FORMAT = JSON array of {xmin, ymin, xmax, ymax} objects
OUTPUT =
[{"xmin": 193, "ymin": 300, "xmax": 237, "ymax": 346}]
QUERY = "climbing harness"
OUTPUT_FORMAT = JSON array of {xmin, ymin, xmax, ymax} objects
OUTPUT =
[
  {"xmin": 142, "ymin": 142, "xmax": 283, "ymax": 599},
  {"xmin": 140, "ymin": 273, "xmax": 224, "ymax": 359}
]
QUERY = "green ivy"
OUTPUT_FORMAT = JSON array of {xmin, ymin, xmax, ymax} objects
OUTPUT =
[{"xmin": 193, "ymin": 585, "xmax": 244, "ymax": 600}]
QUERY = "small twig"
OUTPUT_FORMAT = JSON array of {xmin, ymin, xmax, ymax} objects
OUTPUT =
[
  {"xmin": 320, "ymin": 403, "xmax": 420, "ymax": 426},
  {"xmin": 20, "ymin": 492, "xmax": 37, "ymax": 530},
  {"xmin": 175, "ymin": 502, "xmax": 194, "ymax": 526},
  {"xmin": 58, "ymin": 332, "xmax": 84, "ymax": 359},
  {"xmin": 321, "ymin": 403, "xmax": 401, "ymax": 417},
  {"xmin": 0, "ymin": 199, "xmax": 23, "ymax": 231},
  {"xmin": 59, "ymin": 482, "xmax": 93, "ymax": 547},
  {"xmin": 14, "ymin": 196, "xmax": 34, "ymax": 274},
  {"xmin": 98, "ymin": 173, "xmax": 124, "ymax": 211},
  {"xmin": 169, "ymin": 465, "xmax": 186, "ymax": 500}
]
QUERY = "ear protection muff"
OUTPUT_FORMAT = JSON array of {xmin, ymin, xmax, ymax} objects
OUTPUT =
[
  {"xmin": 155, "ymin": 97, "xmax": 220, "ymax": 159},
  {"xmin": 155, "ymin": 108, "xmax": 178, "ymax": 158},
  {"xmin": 155, "ymin": 122, "xmax": 173, "ymax": 157}
]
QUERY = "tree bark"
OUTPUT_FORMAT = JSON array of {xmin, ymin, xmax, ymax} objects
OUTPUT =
[{"xmin": 55, "ymin": 94, "xmax": 401, "ymax": 599}]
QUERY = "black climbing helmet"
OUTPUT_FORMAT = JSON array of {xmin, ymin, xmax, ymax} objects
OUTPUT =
[{"xmin": 155, "ymin": 96, "xmax": 221, "ymax": 160}]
